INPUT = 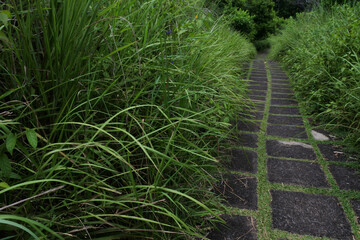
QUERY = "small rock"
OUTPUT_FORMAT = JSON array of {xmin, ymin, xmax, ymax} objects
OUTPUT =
[
  {"xmin": 311, "ymin": 130, "xmax": 330, "ymax": 141},
  {"xmin": 278, "ymin": 140, "xmax": 313, "ymax": 149}
]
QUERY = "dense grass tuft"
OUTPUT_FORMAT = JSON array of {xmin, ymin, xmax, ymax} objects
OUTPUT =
[
  {"xmin": 0, "ymin": 0, "xmax": 255, "ymax": 238},
  {"xmin": 269, "ymin": 3, "xmax": 360, "ymax": 148}
]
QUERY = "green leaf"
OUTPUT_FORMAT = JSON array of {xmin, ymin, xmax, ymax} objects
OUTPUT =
[
  {"xmin": 6, "ymin": 133, "xmax": 16, "ymax": 155},
  {"xmin": 25, "ymin": 129, "xmax": 38, "ymax": 149},
  {"xmin": 0, "ymin": 12, "xmax": 8, "ymax": 27},
  {"xmin": 0, "ymin": 31, "xmax": 9, "ymax": 44},
  {"xmin": 0, "ymin": 153, "xmax": 11, "ymax": 178},
  {"xmin": 0, "ymin": 182, "xmax": 10, "ymax": 188},
  {"xmin": 0, "ymin": 10, "xmax": 11, "ymax": 18},
  {"xmin": 9, "ymin": 172, "xmax": 21, "ymax": 179},
  {"xmin": 0, "ymin": 219, "xmax": 40, "ymax": 240}
]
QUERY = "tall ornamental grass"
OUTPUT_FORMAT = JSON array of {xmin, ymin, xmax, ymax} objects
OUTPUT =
[
  {"xmin": 269, "ymin": 3, "xmax": 360, "ymax": 148},
  {"xmin": 0, "ymin": 0, "xmax": 255, "ymax": 239}
]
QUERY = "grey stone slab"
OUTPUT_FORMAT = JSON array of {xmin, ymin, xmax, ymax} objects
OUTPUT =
[
  {"xmin": 273, "ymin": 80, "xmax": 290, "ymax": 84},
  {"xmin": 271, "ymin": 99, "xmax": 298, "ymax": 106},
  {"xmin": 318, "ymin": 144, "xmax": 350, "ymax": 162},
  {"xmin": 214, "ymin": 174, "xmax": 258, "ymax": 210},
  {"xmin": 271, "ymin": 74, "xmax": 289, "ymax": 78},
  {"xmin": 271, "ymin": 74, "xmax": 288, "ymax": 79},
  {"xmin": 266, "ymin": 140, "xmax": 317, "ymax": 160},
  {"xmin": 329, "ymin": 165, "xmax": 360, "ymax": 191},
  {"xmin": 237, "ymin": 120, "xmax": 261, "ymax": 132},
  {"xmin": 229, "ymin": 149, "xmax": 258, "ymax": 173},
  {"xmin": 251, "ymin": 90, "xmax": 267, "ymax": 96},
  {"xmin": 250, "ymin": 95, "xmax": 266, "ymax": 102},
  {"xmin": 267, "ymin": 158, "xmax": 330, "ymax": 188},
  {"xmin": 237, "ymin": 133, "xmax": 258, "ymax": 148},
  {"xmin": 248, "ymin": 80, "xmax": 267, "ymax": 85},
  {"xmin": 249, "ymin": 77, "xmax": 268, "ymax": 83},
  {"xmin": 252, "ymin": 103, "xmax": 265, "ymax": 112},
  {"xmin": 248, "ymin": 85, "xmax": 267, "ymax": 91},
  {"xmin": 350, "ymin": 200, "xmax": 360, "ymax": 224},
  {"xmin": 239, "ymin": 111, "xmax": 264, "ymax": 121},
  {"xmin": 271, "ymin": 190, "xmax": 353, "ymax": 239},
  {"xmin": 272, "ymin": 93, "xmax": 294, "ymax": 99},
  {"xmin": 267, "ymin": 125, "xmax": 308, "ymax": 139},
  {"xmin": 272, "ymin": 88, "xmax": 293, "ymax": 94},
  {"xmin": 250, "ymin": 73, "xmax": 267, "ymax": 77},
  {"xmin": 269, "ymin": 106, "xmax": 300, "ymax": 115},
  {"xmin": 268, "ymin": 115, "xmax": 304, "ymax": 126},
  {"xmin": 272, "ymin": 84, "xmax": 291, "ymax": 89},
  {"xmin": 208, "ymin": 215, "xmax": 257, "ymax": 240}
]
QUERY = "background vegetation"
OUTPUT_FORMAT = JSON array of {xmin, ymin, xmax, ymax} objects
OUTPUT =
[
  {"xmin": 0, "ymin": 0, "xmax": 255, "ymax": 239},
  {"xmin": 269, "ymin": 2, "xmax": 360, "ymax": 149}
]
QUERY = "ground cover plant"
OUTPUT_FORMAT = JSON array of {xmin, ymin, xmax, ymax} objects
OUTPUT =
[
  {"xmin": 0, "ymin": 0, "xmax": 255, "ymax": 239},
  {"xmin": 269, "ymin": 2, "xmax": 360, "ymax": 150}
]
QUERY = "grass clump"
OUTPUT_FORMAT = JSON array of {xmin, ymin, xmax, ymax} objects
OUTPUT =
[
  {"xmin": 269, "ymin": 2, "xmax": 360, "ymax": 149},
  {"xmin": 0, "ymin": 0, "xmax": 255, "ymax": 239}
]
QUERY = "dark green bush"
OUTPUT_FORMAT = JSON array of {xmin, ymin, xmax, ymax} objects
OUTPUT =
[
  {"xmin": 229, "ymin": 8, "xmax": 256, "ymax": 40},
  {"xmin": 214, "ymin": 0, "xmax": 277, "ymax": 41}
]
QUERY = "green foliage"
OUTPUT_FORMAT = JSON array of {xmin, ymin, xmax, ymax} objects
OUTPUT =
[
  {"xmin": 269, "ymin": 3, "xmax": 360, "ymax": 147},
  {"xmin": 216, "ymin": 0, "xmax": 277, "ymax": 41},
  {"xmin": 246, "ymin": 0, "xmax": 277, "ymax": 40},
  {"xmin": 0, "ymin": 0, "xmax": 255, "ymax": 238},
  {"xmin": 274, "ymin": 0, "xmax": 309, "ymax": 18},
  {"xmin": 229, "ymin": 9, "xmax": 256, "ymax": 40}
]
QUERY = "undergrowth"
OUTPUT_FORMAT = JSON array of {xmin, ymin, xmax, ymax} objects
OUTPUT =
[
  {"xmin": 269, "ymin": 2, "xmax": 360, "ymax": 150},
  {"xmin": 0, "ymin": 0, "xmax": 255, "ymax": 239}
]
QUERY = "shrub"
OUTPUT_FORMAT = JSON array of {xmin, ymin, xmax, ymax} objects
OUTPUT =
[{"xmin": 229, "ymin": 9, "xmax": 256, "ymax": 40}]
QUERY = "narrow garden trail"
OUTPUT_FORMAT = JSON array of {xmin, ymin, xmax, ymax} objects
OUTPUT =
[{"xmin": 208, "ymin": 53, "xmax": 360, "ymax": 240}]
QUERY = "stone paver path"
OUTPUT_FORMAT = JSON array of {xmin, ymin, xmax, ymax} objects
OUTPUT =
[{"xmin": 208, "ymin": 53, "xmax": 360, "ymax": 240}]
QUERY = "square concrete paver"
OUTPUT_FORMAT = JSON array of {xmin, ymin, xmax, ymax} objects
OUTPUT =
[
  {"xmin": 268, "ymin": 115, "xmax": 304, "ymax": 126},
  {"xmin": 267, "ymin": 125, "xmax": 308, "ymax": 139},
  {"xmin": 266, "ymin": 140, "xmax": 317, "ymax": 160},
  {"xmin": 272, "ymin": 93, "xmax": 294, "ymax": 99},
  {"xmin": 237, "ymin": 120, "xmax": 261, "ymax": 132},
  {"xmin": 267, "ymin": 158, "xmax": 329, "ymax": 188},
  {"xmin": 230, "ymin": 149, "xmax": 258, "ymax": 173},
  {"xmin": 273, "ymin": 80, "xmax": 290, "ymax": 84},
  {"xmin": 318, "ymin": 144, "xmax": 349, "ymax": 162},
  {"xmin": 272, "ymin": 84, "xmax": 291, "ymax": 89},
  {"xmin": 249, "ymin": 85, "xmax": 267, "ymax": 91},
  {"xmin": 237, "ymin": 133, "xmax": 258, "ymax": 148},
  {"xmin": 239, "ymin": 111, "xmax": 264, "ymax": 121},
  {"xmin": 350, "ymin": 200, "xmax": 360, "ymax": 224},
  {"xmin": 272, "ymin": 88, "xmax": 293, "ymax": 94},
  {"xmin": 271, "ymin": 75, "xmax": 289, "ymax": 80},
  {"xmin": 251, "ymin": 90, "xmax": 267, "ymax": 96},
  {"xmin": 253, "ymin": 103, "xmax": 265, "ymax": 112},
  {"xmin": 329, "ymin": 165, "xmax": 360, "ymax": 191},
  {"xmin": 269, "ymin": 106, "xmax": 300, "ymax": 115},
  {"xmin": 271, "ymin": 190, "xmax": 353, "ymax": 239},
  {"xmin": 214, "ymin": 174, "xmax": 258, "ymax": 210},
  {"xmin": 207, "ymin": 215, "xmax": 257, "ymax": 240},
  {"xmin": 271, "ymin": 99, "xmax": 298, "ymax": 106},
  {"xmin": 250, "ymin": 95, "xmax": 266, "ymax": 102}
]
